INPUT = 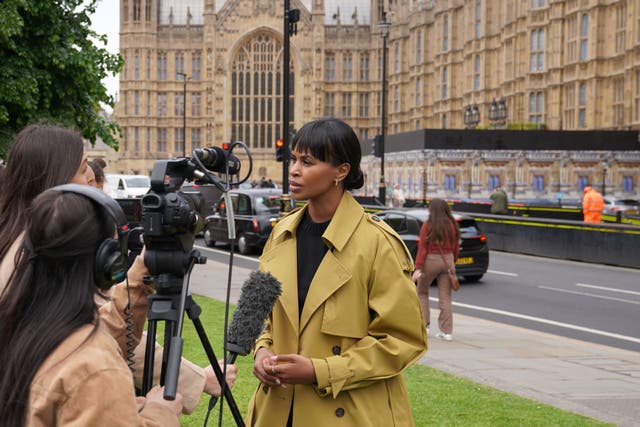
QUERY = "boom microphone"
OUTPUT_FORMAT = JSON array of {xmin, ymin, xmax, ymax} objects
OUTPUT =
[
  {"xmin": 194, "ymin": 147, "xmax": 241, "ymax": 175},
  {"xmin": 226, "ymin": 270, "xmax": 282, "ymax": 362}
]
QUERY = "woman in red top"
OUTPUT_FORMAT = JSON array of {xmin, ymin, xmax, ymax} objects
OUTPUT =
[{"xmin": 411, "ymin": 198, "xmax": 460, "ymax": 341}]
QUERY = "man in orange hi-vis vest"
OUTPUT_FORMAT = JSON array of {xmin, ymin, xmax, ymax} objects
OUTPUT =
[{"xmin": 582, "ymin": 186, "xmax": 605, "ymax": 223}]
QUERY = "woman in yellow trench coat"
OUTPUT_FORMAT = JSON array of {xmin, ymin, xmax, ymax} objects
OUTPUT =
[{"xmin": 246, "ymin": 118, "xmax": 428, "ymax": 427}]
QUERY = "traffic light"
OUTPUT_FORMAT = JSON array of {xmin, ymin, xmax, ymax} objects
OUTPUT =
[
  {"xmin": 275, "ymin": 138, "xmax": 285, "ymax": 162},
  {"xmin": 372, "ymin": 135, "xmax": 383, "ymax": 158}
]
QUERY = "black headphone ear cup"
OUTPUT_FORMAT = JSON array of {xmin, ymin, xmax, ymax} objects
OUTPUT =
[{"xmin": 95, "ymin": 239, "xmax": 126, "ymax": 290}]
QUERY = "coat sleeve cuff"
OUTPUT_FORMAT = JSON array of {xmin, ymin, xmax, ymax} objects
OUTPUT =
[{"xmin": 312, "ymin": 356, "xmax": 352, "ymax": 398}]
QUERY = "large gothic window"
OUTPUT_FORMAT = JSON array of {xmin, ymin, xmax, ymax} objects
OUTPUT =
[{"xmin": 231, "ymin": 33, "xmax": 294, "ymax": 149}]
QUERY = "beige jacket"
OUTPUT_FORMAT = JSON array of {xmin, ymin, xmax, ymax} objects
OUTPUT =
[
  {"xmin": 26, "ymin": 323, "xmax": 180, "ymax": 427},
  {"xmin": 0, "ymin": 237, "xmax": 206, "ymax": 414}
]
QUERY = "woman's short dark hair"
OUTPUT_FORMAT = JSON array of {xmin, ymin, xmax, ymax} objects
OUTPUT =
[
  {"xmin": 0, "ymin": 123, "xmax": 84, "ymax": 261},
  {"xmin": 291, "ymin": 118, "xmax": 364, "ymax": 190}
]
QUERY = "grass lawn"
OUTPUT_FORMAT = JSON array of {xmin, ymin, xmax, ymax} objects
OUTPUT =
[{"xmin": 159, "ymin": 295, "xmax": 613, "ymax": 427}]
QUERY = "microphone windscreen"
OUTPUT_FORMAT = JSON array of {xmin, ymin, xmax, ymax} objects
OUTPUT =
[{"xmin": 227, "ymin": 271, "xmax": 282, "ymax": 356}]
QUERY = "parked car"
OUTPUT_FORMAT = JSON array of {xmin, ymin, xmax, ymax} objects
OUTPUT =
[
  {"xmin": 603, "ymin": 196, "xmax": 639, "ymax": 215},
  {"xmin": 104, "ymin": 174, "xmax": 150, "ymax": 199},
  {"xmin": 203, "ymin": 189, "xmax": 295, "ymax": 255},
  {"xmin": 180, "ymin": 181, "xmax": 223, "ymax": 221},
  {"xmin": 375, "ymin": 208, "xmax": 489, "ymax": 282}
]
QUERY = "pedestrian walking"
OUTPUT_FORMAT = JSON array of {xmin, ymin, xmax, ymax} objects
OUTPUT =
[
  {"xmin": 582, "ymin": 186, "xmax": 605, "ymax": 223},
  {"xmin": 490, "ymin": 185, "xmax": 509, "ymax": 214},
  {"xmin": 412, "ymin": 198, "xmax": 460, "ymax": 341},
  {"xmin": 392, "ymin": 183, "xmax": 406, "ymax": 208}
]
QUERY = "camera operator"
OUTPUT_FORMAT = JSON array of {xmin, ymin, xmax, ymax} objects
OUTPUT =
[
  {"xmin": 0, "ymin": 188, "xmax": 183, "ymax": 426},
  {"xmin": 85, "ymin": 150, "xmax": 237, "ymax": 413},
  {"xmin": 0, "ymin": 123, "xmax": 235, "ymax": 418}
]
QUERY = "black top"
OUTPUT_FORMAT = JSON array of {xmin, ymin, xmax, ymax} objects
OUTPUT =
[{"xmin": 296, "ymin": 210, "xmax": 330, "ymax": 316}]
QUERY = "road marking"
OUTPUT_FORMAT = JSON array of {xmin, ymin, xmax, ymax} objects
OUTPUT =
[
  {"xmin": 538, "ymin": 285, "xmax": 640, "ymax": 305},
  {"xmin": 575, "ymin": 283, "xmax": 640, "ymax": 296},
  {"xmin": 487, "ymin": 270, "xmax": 519, "ymax": 277},
  {"xmin": 431, "ymin": 298, "xmax": 640, "ymax": 345}
]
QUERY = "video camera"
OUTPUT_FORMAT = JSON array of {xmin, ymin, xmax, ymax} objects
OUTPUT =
[{"xmin": 140, "ymin": 147, "xmax": 241, "ymax": 293}]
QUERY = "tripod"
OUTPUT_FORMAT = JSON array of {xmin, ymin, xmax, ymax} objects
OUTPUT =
[{"xmin": 140, "ymin": 250, "xmax": 246, "ymax": 427}]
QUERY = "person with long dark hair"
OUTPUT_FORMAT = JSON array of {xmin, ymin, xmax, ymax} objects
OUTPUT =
[
  {"xmin": 0, "ymin": 123, "xmax": 89, "ymax": 278},
  {"xmin": 246, "ymin": 118, "xmax": 427, "ymax": 426},
  {"xmin": 0, "ymin": 189, "xmax": 183, "ymax": 426},
  {"xmin": 0, "ymin": 123, "xmax": 236, "ymax": 415},
  {"xmin": 412, "ymin": 198, "xmax": 461, "ymax": 341}
]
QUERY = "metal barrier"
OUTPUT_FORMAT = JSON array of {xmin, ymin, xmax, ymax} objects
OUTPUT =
[{"xmin": 471, "ymin": 214, "xmax": 640, "ymax": 269}]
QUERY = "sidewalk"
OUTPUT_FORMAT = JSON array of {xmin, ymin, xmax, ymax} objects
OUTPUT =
[{"xmin": 189, "ymin": 258, "xmax": 640, "ymax": 427}]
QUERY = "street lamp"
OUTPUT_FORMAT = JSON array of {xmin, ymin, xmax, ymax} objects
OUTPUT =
[
  {"xmin": 489, "ymin": 98, "xmax": 507, "ymax": 128},
  {"xmin": 464, "ymin": 103, "xmax": 480, "ymax": 129},
  {"xmin": 496, "ymin": 98, "xmax": 507, "ymax": 127},
  {"xmin": 280, "ymin": 0, "xmax": 299, "ymax": 214},
  {"xmin": 378, "ymin": 13, "xmax": 390, "ymax": 205},
  {"xmin": 176, "ymin": 72, "xmax": 187, "ymax": 157},
  {"xmin": 601, "ymin": 161, "xmax": 607, "ymax": 197}
]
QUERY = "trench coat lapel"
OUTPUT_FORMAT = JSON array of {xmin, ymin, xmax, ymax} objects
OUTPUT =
[
  {"xmin": 260, "ymin": 212, "xmax": 303, "ymax": 334},
  {"xmin": 299, "ymin": 193, "xmax": 362, "ymax": 332},
  {"xmin": 299, "ymin": 251, "xmax": 351, "ymax": 332}
]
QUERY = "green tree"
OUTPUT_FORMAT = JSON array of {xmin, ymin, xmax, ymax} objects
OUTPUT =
[{"xmin": 0, "ymin": 0, "xmax": 123, "ymax": 158}]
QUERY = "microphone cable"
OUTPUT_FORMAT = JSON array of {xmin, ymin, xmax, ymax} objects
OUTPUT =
[
  {"xmin": 202, "ymin": 169, "xmax": 237, "ymax": 427},
  {"xmin": 124, "ymin": 275, "xmax": 136, "ymax": 373}
]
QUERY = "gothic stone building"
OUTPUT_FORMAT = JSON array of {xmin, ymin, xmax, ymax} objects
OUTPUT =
[{"xmin": 113, "ymin": 0, "xmax": 640, "ymax": 200}]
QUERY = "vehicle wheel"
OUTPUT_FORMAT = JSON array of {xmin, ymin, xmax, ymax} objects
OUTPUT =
[
  {"xmin": 464, "ymin": 274, "xmax": 483, "ymax": 283},
  {"xmin": 237, "ymin": 233, "xmax": 252, "ymax": 255},
  {"xmin": 203, "ymin": 228, "xmax": 215, "ymax": 247}
]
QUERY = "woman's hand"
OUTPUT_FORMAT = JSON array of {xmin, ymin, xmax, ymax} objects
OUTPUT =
[
  {"xmin": 411, "ymin": 270, "xmax": 423, "ymax": 283},
  {"xmin": 253, "ymin": 347, "xmax": 282, "ymax": 387},
  {"xmin": 268, "ymin": 354, "xmax": 316, "ymax": 385},
  {"xmin": 144, "ymin": 385, "xmax": 183, "ymax": 417},
  {"xmin": 203, "ymin": 360, "xmax": 238, "ymax": 396}
]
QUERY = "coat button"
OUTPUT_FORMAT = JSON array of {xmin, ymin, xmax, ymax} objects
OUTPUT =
[
  {"xmin": 332, "ymin": 345, "xmax": 341, "ymax": 355},
  {"xmin": 372, "ymin": 215, "xmax": 380, "ymax": 222},
  {"xmin": 263, "ymin": 385, "xmax": 269, "ymax": 394},
  {"xmin": 335, "ymin": 407, "xmax": 345, "ymax": 417}
]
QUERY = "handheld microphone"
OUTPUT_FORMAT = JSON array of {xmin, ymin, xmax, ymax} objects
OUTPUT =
[
  {"xmin": 207, "ymin": 271, "xmax": 281, "ymax": 411},
  {"xmin": 226, "ymin": 270, "xmax": 282, "ymax": 362},
  {"xmin": 194, "ymin": 147, "xmax": 241, "ymax": 175}
]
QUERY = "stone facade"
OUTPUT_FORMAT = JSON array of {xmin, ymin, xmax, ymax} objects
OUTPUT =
[{"xmin": 113, "ymin": 0, "xmax": 640, "ymax": 199}]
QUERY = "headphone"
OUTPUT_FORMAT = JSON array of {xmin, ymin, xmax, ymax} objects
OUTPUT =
[{"xmin": 49, "ymin": 184, "xmax": 130, "ymax": 290}]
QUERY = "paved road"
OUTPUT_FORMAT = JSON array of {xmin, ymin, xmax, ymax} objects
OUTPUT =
[
  {"xmin": 195, "ymin": 241, "xmax": 640, "ymax": 352},
  {"xmin": 186, "ymin": 245, "xmax": 640, "ymax": 426},
  {"xmin": 454, "ymin": 251, "xmax": 640, "ymax": 352}
]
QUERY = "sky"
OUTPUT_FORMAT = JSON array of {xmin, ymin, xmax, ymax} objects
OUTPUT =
[{"xmin": 90, "ymin": 0, "xmax": 119, "ymax": 108}]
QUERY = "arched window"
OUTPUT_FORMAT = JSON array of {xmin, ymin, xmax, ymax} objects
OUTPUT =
[{"xmin": 231, "ymin": 33, "xmax": 294, "ymax": 149}]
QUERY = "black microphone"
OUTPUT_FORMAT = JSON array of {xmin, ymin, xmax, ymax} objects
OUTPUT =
[
  {"xmin": 226, "ymin": 270, "xmax": 282, "ymax": 362},
  {"xmin": 208, "ymin": 271, "xmax": 281, "ymax": 411},
  {"xmin": 194, "ymin": 147, "xmax": 241, "ymax": 175}
]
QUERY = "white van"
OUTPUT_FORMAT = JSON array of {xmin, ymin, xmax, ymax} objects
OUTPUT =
[{"xmin": 104, "ymin": 174, "xmax": 150, "ymax": 199}]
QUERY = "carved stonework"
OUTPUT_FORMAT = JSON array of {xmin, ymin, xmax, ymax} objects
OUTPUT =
[{"xmin": 254, "ymin": 0, "xmax": 274, "ymax": 15}]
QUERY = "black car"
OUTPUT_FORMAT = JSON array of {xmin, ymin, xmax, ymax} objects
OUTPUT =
[
  {"xmin": 180, "ymin": 182, "xmax": 223, "ymax": 226},
  {"xmin": 375, "ymin": 209, "xmax": 489, "ymax": 282},
  {"xmin": 203, "ymin": 189, "xmax": 294, "ymax": 255}
]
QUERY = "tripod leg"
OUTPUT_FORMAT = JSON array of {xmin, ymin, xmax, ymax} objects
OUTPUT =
[
  {"xmin": 142, "ymin": 319, "xmax": 158, "ymax": 395},
  {"xmin": 186, "ymin": 297, "xmax": 246, "ymax": 427}
]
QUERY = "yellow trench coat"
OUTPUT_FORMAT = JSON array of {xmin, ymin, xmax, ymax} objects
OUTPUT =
[{"xmin": 246, "ymin": 192, "xmax": 428, "ymax": 427}]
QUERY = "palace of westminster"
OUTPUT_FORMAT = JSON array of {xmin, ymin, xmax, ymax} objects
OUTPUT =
[{"xmin": 99, "ymin": 0, "xmax": 640, "ymax": 200}]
